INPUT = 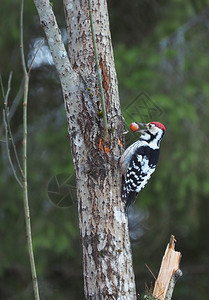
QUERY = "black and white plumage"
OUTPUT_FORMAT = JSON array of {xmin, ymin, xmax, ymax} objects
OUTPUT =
[{"xmin": 121, "ymin": 121, "xmax": 166, "ymax": 213}]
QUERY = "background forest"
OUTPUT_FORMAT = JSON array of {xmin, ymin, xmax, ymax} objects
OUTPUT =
[{"xmin": 1, "ymin": 0, "xmax": 209, "ymax": 299}]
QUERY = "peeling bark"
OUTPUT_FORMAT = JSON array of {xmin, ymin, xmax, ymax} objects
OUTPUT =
[{"xmin": 33, "ymin": 0, "xmax": 136, "ymax": 298}]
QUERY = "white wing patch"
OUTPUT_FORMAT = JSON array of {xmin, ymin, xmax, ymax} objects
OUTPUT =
[
  {"xmin": 137, "ymin": 154, "xmax": 142, "ymax": 162},
  {"xmin": 125, "ymin": 155, "xmax": 156, "ymax": 194},
  {"xmin": 120, "ymin": 140, "xmax": 148, "ymax": 176}
]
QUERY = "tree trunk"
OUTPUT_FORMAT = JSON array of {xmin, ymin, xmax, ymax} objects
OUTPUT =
[{"xmin": 33, "ymin": 0, "xmax": 136, "ymax": 298}]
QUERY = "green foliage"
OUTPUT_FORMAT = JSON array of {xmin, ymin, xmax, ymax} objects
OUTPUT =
[{"xmin": 114, "ymin": 3, "xmax": 209, "ymax": 297}]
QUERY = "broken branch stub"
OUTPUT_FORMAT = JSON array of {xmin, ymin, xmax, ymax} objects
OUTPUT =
[{"xmin": 153, "ymin": 235, "xmax": 182, "ymax": 300}]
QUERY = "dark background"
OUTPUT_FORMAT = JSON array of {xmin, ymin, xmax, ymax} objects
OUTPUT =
[{"xmin": 1, "ymin": 0, "xmax": 209, "ymax": 299}]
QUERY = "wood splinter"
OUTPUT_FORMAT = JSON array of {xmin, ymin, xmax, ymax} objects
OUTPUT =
[{"xmin": 153, "ymin": 235, "xmax": 182, "ymax": 300}]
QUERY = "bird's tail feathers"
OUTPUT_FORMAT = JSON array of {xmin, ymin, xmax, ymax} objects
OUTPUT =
[{"xmin": 123, "ymin": 190, "xmax": 137, "ymax": 215}]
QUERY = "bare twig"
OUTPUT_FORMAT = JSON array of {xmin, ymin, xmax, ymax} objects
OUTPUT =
[
  {"xmin": 3, "ymin": 71, "xmax": 12, "ymax": 106},
  {"xmin": 0, "ymin": 76, "xmax": 24, "ymax": 137},
  {"xmin": 20, "ymin": 0, "xmax": 40, "ymax": 299},
  {"xmin": 3, "ymin": 110, "xmax": 23, "ymax": 188},
  {"xmin": 8, "ymin": 76, "xmax": 24, "ymax": 121},
  {"xmin": 2, "ymin": 72, "xmax": 24, "ymax": 181},
  {"xmin": 0, "ymin": 73, "xmax": 6, "ymax": 99},
  {"xmin": 88, "ymin": 0, "xmax": 108, "ymax": 141},
  {"xmin": 3, "ymin": 73, "xmax": 24, "ymax": 178},
  {"xmin": 28, "ymin": 39, "xmax": 44, "ymax": 74},
  {"xmin": 145, "ymin": 263, "xmax": 157, "ymax": 281},
  {"xmin": 2, "ymin": 3, "xmax": 45, "ymax": 298}
]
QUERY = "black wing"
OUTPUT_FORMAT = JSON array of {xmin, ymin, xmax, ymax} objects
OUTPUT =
[{"xmin": 122, "ymin": 146, "xmax": 160, "ymax": 214}]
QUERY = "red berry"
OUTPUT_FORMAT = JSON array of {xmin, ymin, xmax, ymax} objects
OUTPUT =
[{"xmin": 130, "ymin": 122, "xmax": 139, "ymax": 132}]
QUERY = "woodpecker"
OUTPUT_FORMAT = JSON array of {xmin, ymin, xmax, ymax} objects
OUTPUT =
[{"xmin": 121, "ymin": 121, "xmax": 166, "ymax": 213}]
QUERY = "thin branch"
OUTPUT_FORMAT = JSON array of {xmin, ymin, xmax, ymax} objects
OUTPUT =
[
  {"xmin": 0, "ymin": 73, "xmax": 6, "ymax": 99},
  {"xmin": 145, "ymin": 263, "xmax": 157, "ymax": 281},
  {"xmin": 3, "ymin": 71, "xmax": 13, "ymax": 106},
  {"xmin": 0, "ymin": 76, "xmax": 24, "ymax": 138},
  {"xmin": 28, "ymin": 39, "xmax": 44, "ymax": 74},
  {"xmin": 3, "ymin": 110, "xmax": 23, "ymax": 188},
  {"xmin": 20, "ymin": 1, "xmax": 27, "ymax": 77},
  {"xmin": 1, "ymin": 34, "xmax": 42, "ymax": 135},
  {"xmin": 88, "ymin": 0, "xmax": 108, "ymax": 141},
  {"xmin": 20, "ymin": 0, "xmax": 40, "ymax": 299},
  {"xmin": 2, "ymin": 72, "xmax": 24, "ymax": 179},
  {"xmin": 8, "ymin": 77, "xmax": 24, "ymax": 121},
  {"xmin": 3, "ymin": 73, "xmax": 24, "ymax": 178}
]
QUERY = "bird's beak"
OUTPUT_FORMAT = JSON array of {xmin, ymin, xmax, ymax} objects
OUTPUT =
[
  {"xmin": 136, "ymin": 122, "xmax": 146, "ymax": 127},
  {"xmin": 136, "ymin": 122, "xmax": 147, "ymax": 133}
]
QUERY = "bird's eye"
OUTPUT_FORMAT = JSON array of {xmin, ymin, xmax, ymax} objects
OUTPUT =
[{"xmin": 149, "ymin": 124, "xmax": 153, "ymax": 129}]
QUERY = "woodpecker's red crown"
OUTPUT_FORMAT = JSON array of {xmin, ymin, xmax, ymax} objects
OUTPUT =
[{"xmin": 149, "ymin": 122, "xmax": 166, "ymax": 131}]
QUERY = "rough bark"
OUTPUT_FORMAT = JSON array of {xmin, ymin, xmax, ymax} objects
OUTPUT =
[{"xmin": 33, "ymin": 0, "xmax": 136, "ymax": 299}]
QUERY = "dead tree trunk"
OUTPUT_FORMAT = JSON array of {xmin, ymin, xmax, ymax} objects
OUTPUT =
[{"xmin": 33, "ymin": 0, "xmax": 136, "ymax": 298}]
